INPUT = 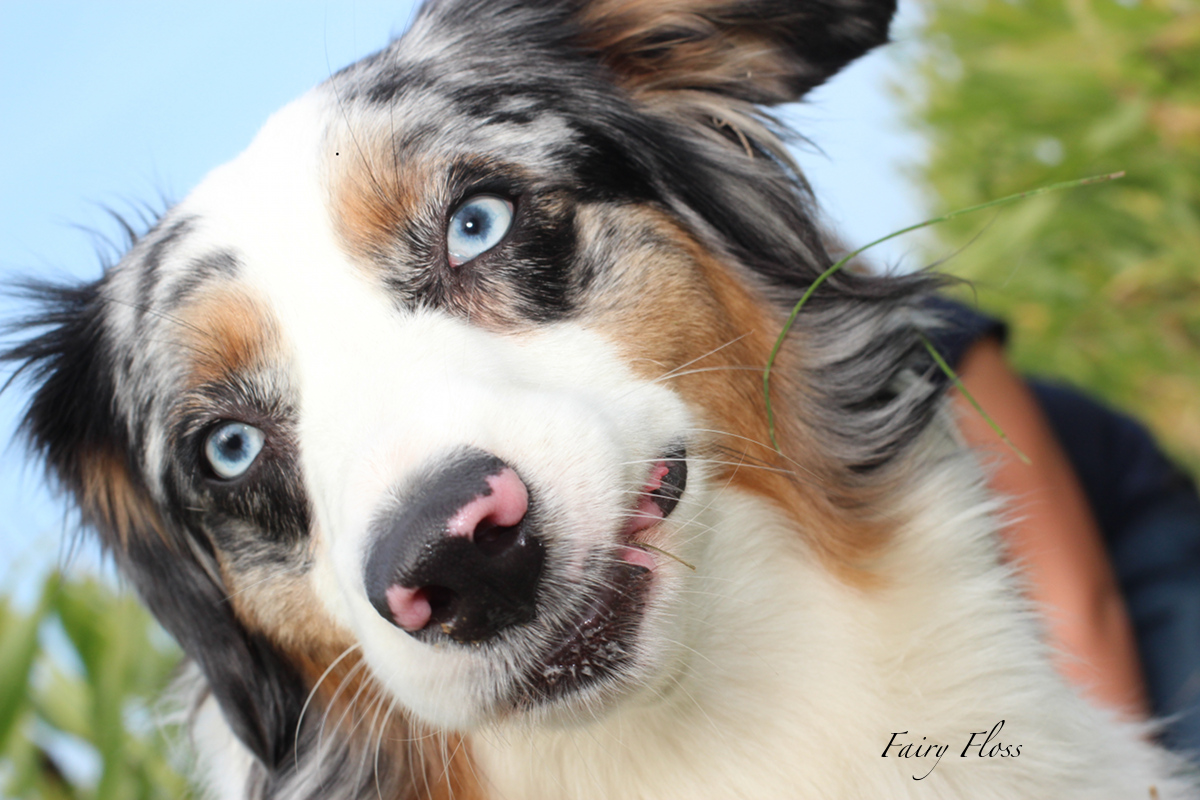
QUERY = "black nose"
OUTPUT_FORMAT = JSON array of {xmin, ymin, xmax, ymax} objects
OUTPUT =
[{"xmin": 364, "ymin": 449, "xmax": 545, "ymax": 643}]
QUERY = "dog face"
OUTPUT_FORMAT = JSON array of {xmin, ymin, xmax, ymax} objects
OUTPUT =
[{"xmin": 10, "ymin": 0, "xmax": 949, "ymax": 790}]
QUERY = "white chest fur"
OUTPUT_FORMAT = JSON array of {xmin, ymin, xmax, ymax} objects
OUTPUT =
[{"xmin": 470, "ymin": 466, "xmax": 1193, "ymax": 800}]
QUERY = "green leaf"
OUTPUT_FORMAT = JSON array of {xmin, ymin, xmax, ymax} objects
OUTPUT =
[
  {"xmin": 904, "ymin": 0, "xmax": 1200, "ymax": 479},
  {"xmin": 0, "ymin": 574, "xmax": 59, "ymax": 751},
  {"xmin": 33, "ymin": 663, "xmax": 93, "ymax": 741},
  {"xmin": 2, "ymin": 572, "xmax": 188, "ymax": 799}
]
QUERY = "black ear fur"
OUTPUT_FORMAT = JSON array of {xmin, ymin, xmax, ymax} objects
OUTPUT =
[
  {"xmin": 3, "ymin": 281, "xmax": 121, "ymax": 496},
  {"xmin": 2, "ymin": 278, "xmax": 307, "ymax": 773},
  {"xmin": 121, "ymin": 525, "xmax": 309, "ymax": 770}
]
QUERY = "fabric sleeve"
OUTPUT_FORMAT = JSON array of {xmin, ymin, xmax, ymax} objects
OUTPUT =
[{"xmin": 922, "ymin": 295, "xmax": 1008, "ymax": 370}]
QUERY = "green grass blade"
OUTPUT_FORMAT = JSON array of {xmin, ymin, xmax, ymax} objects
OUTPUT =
[
  {"xmin": 762, "ymin": 171, "xmax": 1125, "ymax": 451},
  {"xmin": 921, "ymin": 336, "xmax": 1031, "ymax": 465},
  {"xmin": 635, "ymin": 543, "xmax": 697, "ymax": 571}
]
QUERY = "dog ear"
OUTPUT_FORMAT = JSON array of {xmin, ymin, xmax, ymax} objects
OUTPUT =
[
  {"xmin": 574, "ymin": 0, "xmax": 896, "ymax": 104},
  {"xmin": 3, "ymin": 279, "xmax": 307, "ymax": 773}
]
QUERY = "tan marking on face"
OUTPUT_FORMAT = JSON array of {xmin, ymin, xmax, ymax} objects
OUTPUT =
[
  {"xmin": 327, "ymin": 133, "xmax": 446, "ymax": 265},
  {"xmin": 79, "ymin": 447, "xmax": 164, "ymax": 547},
  {"xmin": 579, "ymin": 204, "xmax": 897, "ymax": 578},
  {"xmin": 222, "ymin": 560, "xmax": 354, "ymax": 656},
  {"xmin": 175, "ymin": 284, "xmax": 281, "ymax": 389}
]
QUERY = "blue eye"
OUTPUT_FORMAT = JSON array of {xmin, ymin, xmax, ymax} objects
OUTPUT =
[
  {"xmin": 446, "ymin": 195, "xmax": 513, "ymax": 266},
  {"xmin": 204, "ymin": 422, "xmax": 265, "ymax": 480}
]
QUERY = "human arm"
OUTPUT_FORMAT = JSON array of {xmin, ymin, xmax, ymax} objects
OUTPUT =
[{"xmin": 953, "ymin": 337, "xmax": 1149, "ymax": 718}]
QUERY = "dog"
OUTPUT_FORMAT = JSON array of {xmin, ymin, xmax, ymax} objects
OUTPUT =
[{"xmin": 7, "ymin": 0, "xmax": 1197, "ymax": 797}]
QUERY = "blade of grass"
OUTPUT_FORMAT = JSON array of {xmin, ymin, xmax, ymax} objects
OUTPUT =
[
  {"xmin": 921, "ymin": 335, "xmax": 1030, "ymax": 465},
  {"xmin": 762, "ymin": 171, "xmax": 1125, "ymax": 451},
  {"xmin": 635, "ymin": 543, "xmax": 696, "ymax": 571}
]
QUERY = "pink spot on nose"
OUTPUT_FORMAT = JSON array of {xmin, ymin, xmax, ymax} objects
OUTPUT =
[
  {"xmin": 381, "ymin": 467, "xmax": 529, "ymax": 632},
  {"xmin": 386, "ymin": 585, "xmax": 432, "ymax": 631},
  {"xmin": 446, "ymin": 467, "xmax": 528, "ymax": 539}
]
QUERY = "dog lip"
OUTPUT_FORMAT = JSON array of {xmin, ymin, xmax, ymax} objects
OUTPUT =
[
  {"xmin": 521, "ymin": 560, "xmax": 651, "ymax": 703},
  {"xmin": 516, "ymin": 447, "xmax": 686, "ymax": 705}
]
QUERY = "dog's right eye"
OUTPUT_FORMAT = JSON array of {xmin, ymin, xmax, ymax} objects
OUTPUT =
[
  {"xmin": 446, "ymin": 195, "xmax": 513, "ymax": 267},
  {"xmin": 204, "ymin": 421, "xmax": 265, "ymax": 480}
]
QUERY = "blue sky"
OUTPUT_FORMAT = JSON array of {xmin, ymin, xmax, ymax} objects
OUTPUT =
[{"xmin": 0, "ymin": 1, "xmax": 928, "ymax": 604}]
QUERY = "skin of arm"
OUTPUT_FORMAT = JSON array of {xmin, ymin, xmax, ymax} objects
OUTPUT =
[{"xmin": 953, "ymin": 337, "xmax": 1149, "ymax": 719}]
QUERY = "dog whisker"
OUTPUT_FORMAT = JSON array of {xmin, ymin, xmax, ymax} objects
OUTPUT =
[
  {"xmin": 652, "ymin": 333, "xmax": 751, "ymax": 383},
  {"xmin": 651, "ymin": 364, "xmax": 766, "ymax": 382},
  {"xmin": 314, "ymin": 658, "xmax": 369, "ymax": 771},
  {"xmin": 295, "ymin": 642, "xmax": 362, "ymax": 763}
]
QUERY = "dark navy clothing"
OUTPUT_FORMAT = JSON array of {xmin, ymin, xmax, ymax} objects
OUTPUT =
[{"xmin": 929, "ymin": 298, "xmax": 1200, "ymax": 757}]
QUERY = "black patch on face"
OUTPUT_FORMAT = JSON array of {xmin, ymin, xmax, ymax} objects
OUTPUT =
[
  {"xmin": 562, "ymin": 120, "xmax": 661, "ymax": 205},
  {"xmin": 169, "ymin": 378, "xmax": 311, "ymax": 566},
  {"xmin": 134, "ymin": 217, "xmax": 194, "ymax": 328},
  {"xmin": 166, "ymin": 249, "xmax": 242, "ymax": 310},
  {"xmin": 472, "ymin": 192, "xmax": 580, "ymax": 323},
  {"xmin": 408, "ymin": 205, "xmax": 581, "ymax": 324},
  {"xmin": 448, "ymin": 80, "xmax": 565, "ymax": 126},
  {"xmin": 365, "ymin": 158, "xmax": 589, "ymax": 324}
]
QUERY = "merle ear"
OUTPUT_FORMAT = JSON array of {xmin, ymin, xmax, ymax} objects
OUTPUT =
[
  {"xmin": 119, "ymin": 514, "xmax": 309, "ymax": 771},
  {"xmin": 3, "ymin": 280, "xmax": 306, "ymax": 772},
  {"xmin": 574, "ymin": 0, "xmax": 896, "ymax": 104}
]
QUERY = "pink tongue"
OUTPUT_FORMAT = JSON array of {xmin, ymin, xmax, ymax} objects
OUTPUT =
[
  {"xmin": 620, "ymin": 545, "xmax": 658, "ymax": 571},
  {"xmin": 616, "ymin": 461, "xmax": 674, "ymax": 571},
  {"xmin": 621, "ymin": 461, "xmax": 669, "ymax": 538}
]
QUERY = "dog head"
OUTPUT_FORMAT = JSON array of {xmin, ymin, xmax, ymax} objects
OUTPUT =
[{"xmin": 8, "ymin": 0, "xmax": 945, "ymax": 792}]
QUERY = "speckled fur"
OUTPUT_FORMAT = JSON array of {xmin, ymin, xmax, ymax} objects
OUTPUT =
[{"xmin": 6, "ymin": 1, "xmax": 1197, "ymax": 797}]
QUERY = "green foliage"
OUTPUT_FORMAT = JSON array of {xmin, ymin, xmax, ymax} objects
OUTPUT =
[
  {"xmin": 905, "ymin": 0, "xmax": 1200, "ymax": 477},
  {"xmin": 0, "ymin": 574, "xmax": 188, "ymax": 800}
]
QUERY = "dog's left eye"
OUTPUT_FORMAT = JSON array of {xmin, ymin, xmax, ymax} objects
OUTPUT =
[
  {"xmin": 204, "ymin": 421, "xmax": 265, "ymax": 480},
  {"xmin": 446, "ymin": 195, "xmax": 513, "ymax": 267}
]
